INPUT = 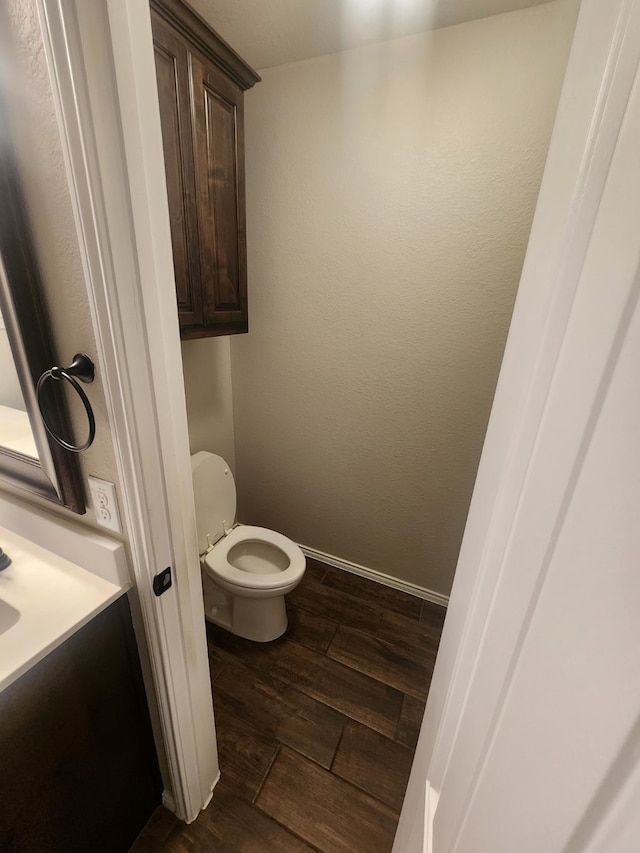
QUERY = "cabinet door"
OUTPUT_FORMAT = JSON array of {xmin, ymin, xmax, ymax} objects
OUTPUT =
[
  {"xmin": 190, "ymin": 55, "xmax": 248, "ymax": 335},
  {"xmin": 152, "ymin": 15, "xmax": 204, "ymax": 328},
  {"xmin": 0, "ymin": 597, "xmax": 161, "ymax": 852}
]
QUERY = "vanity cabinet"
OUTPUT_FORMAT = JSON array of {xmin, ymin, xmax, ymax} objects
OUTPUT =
[
  {"xmin": 0, "ymin": 596, "xmax": 161, "ymax": 852},
  {"xmin": 150, "ymin": 0, "xmax": 260, "ymax": 338}
]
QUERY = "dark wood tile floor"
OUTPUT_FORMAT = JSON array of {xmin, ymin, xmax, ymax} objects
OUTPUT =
[{"xmin": 130, "ymin": 560, "xmax": 446, "ymax": 852}]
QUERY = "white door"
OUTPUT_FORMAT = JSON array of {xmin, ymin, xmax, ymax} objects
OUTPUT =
[{"xmin": 394, "ymin": 0, "xmax": 640, "ymax": 850}]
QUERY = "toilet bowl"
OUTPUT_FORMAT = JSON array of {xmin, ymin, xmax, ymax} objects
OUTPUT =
[{"xmin": 191, "ymin": 451, "xmax": 306, "ymax": 642}]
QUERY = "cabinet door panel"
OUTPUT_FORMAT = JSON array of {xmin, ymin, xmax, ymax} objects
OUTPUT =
[
  {"xmin": 152, "ymin": 17, "xmax": 203, "ymax": 328},
  {"xmin": 0, "ymin": 597, "xmax": 161, "ymax": 851},
  {"xmin": 191, "ymin": 56, "xmax": 248, "ymax": 334}
]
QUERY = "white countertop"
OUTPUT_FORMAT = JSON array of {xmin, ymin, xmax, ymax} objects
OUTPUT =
[{"xmin": 0, "ymin": 523, "xmax": 127, "ymax": 692}]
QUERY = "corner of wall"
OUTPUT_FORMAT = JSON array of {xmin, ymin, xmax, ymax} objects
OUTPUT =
[{"xmin": 181, "ymin": 336, "xmax": 236, "ymax": 472}]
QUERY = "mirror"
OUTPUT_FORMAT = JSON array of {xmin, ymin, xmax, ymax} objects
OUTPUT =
[
  {"xmin": 0, "ymin": 307, "xmax": 37, "ymax": 459},
  {"xmin": 0, "ymin": 53, "xmax": 86, "ymax": 513}
]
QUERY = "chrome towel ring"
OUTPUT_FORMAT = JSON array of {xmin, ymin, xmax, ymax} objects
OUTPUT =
[{"xmin": 36, "ymin": 353, "xmax": 96, "ymax": 452}]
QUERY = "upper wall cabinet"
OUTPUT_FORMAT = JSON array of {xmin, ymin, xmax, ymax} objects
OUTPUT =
[{"xmin": 150, "ymin": 0, "xmax": 260, "ymax": 339}]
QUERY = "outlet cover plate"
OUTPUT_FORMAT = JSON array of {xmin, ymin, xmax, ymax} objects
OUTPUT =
[{"xmin": 87, "ymin": 476, "xmax": 122, "ymax": 534}]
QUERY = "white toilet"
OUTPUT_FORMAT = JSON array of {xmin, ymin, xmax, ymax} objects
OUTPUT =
[{"xmin": 191, "ymin": 451, "xmax": 306, "ymax": 642}]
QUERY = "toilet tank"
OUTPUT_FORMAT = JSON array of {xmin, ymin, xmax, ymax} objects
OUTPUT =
[{"xmin": 190, "ymin": 452, "xmax": 237, "ymax": 554}]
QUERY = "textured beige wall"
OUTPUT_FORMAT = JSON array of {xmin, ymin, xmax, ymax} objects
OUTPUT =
[
  {"xmin": 230, "ymin": 1, "xmax": 579, "ymax": 595},
  {"xmin": 182, "ymin": 337, "xmax": 236, "ymax": 471},
  {"xmin": 2, "ymin": 0, "xmax": 122, "ymax": 531}
]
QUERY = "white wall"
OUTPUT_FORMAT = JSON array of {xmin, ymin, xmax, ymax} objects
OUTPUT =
[
  {"xmin": 229, "ymin": 1, "xmax": 578, "ymax": 596},
  {"xmin": 181, "ymin": 337, "xmax": 236, "ymax": 470}
]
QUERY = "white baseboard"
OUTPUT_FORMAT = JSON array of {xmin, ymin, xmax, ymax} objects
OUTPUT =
[
  {"xmin": 299, "ymin": 545, "xmax": 449, "ymax": 609},
  {"xmin": 165, "ymin": 769, "xmax": 220, "ymax": 823},
  {"xmin": 162, "ymin": 789, "xmax": 176, "ymax": 814},
  {"xmin": 199, "ymin": 770, "xmax": 219, "ymax": 815},
  {"xmin": 425, "ymin": 781, "xmax": 439, "ymax": 853}
]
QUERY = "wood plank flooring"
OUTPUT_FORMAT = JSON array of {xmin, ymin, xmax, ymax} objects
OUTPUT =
[{"xmin": 130, "ymin": 559, "xmax": 446, "ymax": 853}]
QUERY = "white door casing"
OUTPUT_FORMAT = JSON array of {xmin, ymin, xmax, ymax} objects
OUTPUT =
[
  {"xmin": 394, "ymin": 0, "xmax": 640, "ymax": 849},
  {"xmin": 37, "ymin": 0, "xmax": 218, "ymax": 821},
  {"xmin": 444, "ymin": 75, "xmax": 640, "ymax": 850}
]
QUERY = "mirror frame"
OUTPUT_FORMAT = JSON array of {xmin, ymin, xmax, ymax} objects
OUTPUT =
[{"xmin": 0, "ymin": 91, "xmax": 86, "ymax": 514}]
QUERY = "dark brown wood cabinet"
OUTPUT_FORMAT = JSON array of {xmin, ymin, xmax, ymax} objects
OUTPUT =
[
  {"xmin": 0, "ymin": 597, "xmax": 161, "ymax": 852},
  {"xmin": 151, "ymin": 0, "xmax": 260, "ymax": 338}
]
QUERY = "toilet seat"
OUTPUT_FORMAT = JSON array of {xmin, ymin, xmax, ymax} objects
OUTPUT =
[{"xmin": 203, "ymin": 525, "xmax": 305, "ymax": 592}]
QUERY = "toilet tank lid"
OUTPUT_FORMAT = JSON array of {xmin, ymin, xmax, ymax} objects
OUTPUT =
[{"xmin": 190, "ymin": 452, "xmax": 236, "ymax": 554}]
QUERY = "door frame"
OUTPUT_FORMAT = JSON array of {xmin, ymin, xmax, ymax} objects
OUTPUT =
[
  {"xmin": 393, "ymin": 0, "xmax": 640, "ymax": 848},
  {"xmin": 37, "ymin": 0, "xmax": 218, "ymax": 822}
]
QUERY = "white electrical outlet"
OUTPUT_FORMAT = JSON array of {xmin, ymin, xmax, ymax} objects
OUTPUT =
[{"xmin": 88, "ymin": 477, "xmax": 122, "ymax": 534}]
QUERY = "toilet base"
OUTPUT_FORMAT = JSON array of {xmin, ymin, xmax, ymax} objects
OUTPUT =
[{"xmin": 202, "ymin": 571, "xmax": 288, "ymax": 642}]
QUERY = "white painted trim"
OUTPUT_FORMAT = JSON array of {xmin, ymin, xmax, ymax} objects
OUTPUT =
[
  {"xmin": 161, "ymin": 790, "xmax": 176, "ymax": 815},
  {"xmin": 424, "ymin": 782, "xmax": 438, "ymax": 853},
  {"xmin": 37, "ymin": 0, "xmax": 217, "ymax": 822},
  {"xmin": 394, "ymin": 2, "xmax": 640, "ymax": 850},
  {"xmin": 299, "ymin": 545, "xmax": 449, "ymax": 608},
  {"xmin": 446, "ymin": 61, "xmax": 640, "ymax": 852},
  {"xmin": 424, "ymin": 0, "xmax": 639, "ymax": 792}
]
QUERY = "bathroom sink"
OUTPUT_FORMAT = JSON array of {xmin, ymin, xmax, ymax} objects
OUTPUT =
[
  {"xmin": 0, "ymin": 516, "xmax": 126, "ymax": 693},
  {"xmin": 0, "ymin": 599, "xmax": 20, "ymax": 636}
]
